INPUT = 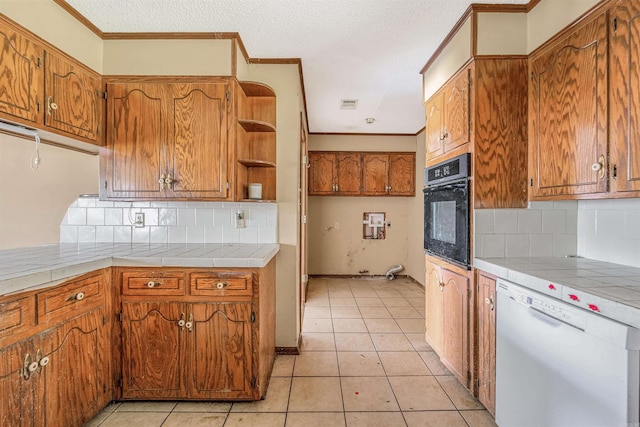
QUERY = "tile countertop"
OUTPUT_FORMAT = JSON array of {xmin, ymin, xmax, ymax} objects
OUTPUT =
[
  {"xmin": 0, "ymin": 243, "xmax": 280, "ymax": 297},
  {"xmin": 474, "ymin": 256, "xmax": 640, "ymax": 330}
]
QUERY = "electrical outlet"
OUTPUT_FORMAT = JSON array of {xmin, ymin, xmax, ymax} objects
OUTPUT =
[
  {"xmin": 235, "ymin": 210, "xmax": 246, "ymax": 229},
  {"xmin": 134, "ymin": 212, "xmax": 145, "ymax": 228}
]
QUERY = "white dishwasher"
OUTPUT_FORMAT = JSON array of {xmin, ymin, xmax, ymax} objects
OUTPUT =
[{"xmin": 495, "ymin": 279, "xmax": 640, "ymax": 427}]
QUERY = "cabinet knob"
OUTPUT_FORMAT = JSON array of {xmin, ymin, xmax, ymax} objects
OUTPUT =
[
  {"xmin": 67, "ymin": 292, "xmax": 85, "ymax": 301},
  {"xmin": 47, "ymin": 96, "xmax": 58, "ymax": 115},
  {"xmin": 592, "ymin": 155, "xmax": 606, "ymax": 180},
  {"xmin": 39, "ymin": 356, "xmax": 50, "ymax": 367},
  {"xmin": 439, "ymin": 282, "xmax": 445, "ymax": 291},
  {"xmin": 147, "ymin": 281, "xmax": 162, "ymax": 288},
  {"xmin": 485, "ymin": 294, "xmax": 495, "ymax": 311},
  {"xmin": 215, "ymin": 282, "xmax": 228, "ymax": 289},
  {"xmin": 185, "ymin": 313, "xmax": 194, "ymax": 332},
  {"xmin": 178, "ymin": 312, "xmax": 186, "ymax": 328}
]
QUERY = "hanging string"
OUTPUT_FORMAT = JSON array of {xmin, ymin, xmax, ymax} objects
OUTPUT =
[{"xmin": 30, "ymin": 133, "xmax": 41, "ymax": 170}]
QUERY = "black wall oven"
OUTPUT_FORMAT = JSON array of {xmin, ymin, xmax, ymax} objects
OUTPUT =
[{"xmin": 423, "ymin": 154, "xmax": 470, "ymax": 269}]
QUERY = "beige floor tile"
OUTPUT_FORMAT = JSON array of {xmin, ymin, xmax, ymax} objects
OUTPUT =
[
  {"xmin": 375, "ymin": 290, "xmax": 404, "ymax": 298},
  {"xmin": 288, "ymin": 377, "xmax": 344, "ymax": 412},
  {"xmin": 378, "ymin": 352, "xmax": 432, "ymax": 376},
  {"xmin": 300, "ymin": 332, "xmax": 336, "ymax": 351},
  {"xmin": 293, "ymin": 351, "xmax": 339, "ymax": 376},
  {"xmin": 272, "ymin": 355, "xmax": 296, "ymax": 377},
  {"xmin": 403, "ymin": 410, "xmax": 468, "ymax": 427},
  {"xmin": 335, "ymin": 333, "xmax": 376, "ymax": 351},
  {"xmin": 304, "ymin": 306, "xmax": 332, "ymax": 319},
  {"xmin": 333, "ymin": 318, "xmax": 368, "ymax": 333},
  {"xmin": 388, "ymin": 376, "xmax": 456, "ymax": 411},
  {"xmin": 355, "ymin": 297, "xmax": 385, "ymax": 307},
  {"xmin": 302, "ymin": 318, "xmax": 333, "ymax": 333},
  {"xmin": 364, "ymin": 318, "xmax": 402, "ymax": 333},
  {"xmin": 381, "ymin": 297, "xmax": 411, "ymax": 307},
  {"xmin": 406, "ymin": 333, "xmax": 431, "ymax": 352},
  {"xmin": 223, "ymin": 412, "xmax": 286, "ymax": 427},
  {"xmin": 358, "ymin": 306, "xmax": 392, "ymax": 318},
  {"xmin": 419, "ymin": 351, "xmax": 451, "ymax": 376},
  {"xmin": 395, "ymin": 318, "xmax": 425, "ymax": 333},
  {"xmin": 459, "ymin": 410, "xmax": 498, "ymax": 427},
  {"xmin": 97, "ymin": 411, "xmax": 169, "ymax": 427},
  {"xmin": 285, "ymin": 412, "xmax": 347, "ymax": 427},
  {"xmin": 115, "ymin": 401, "xmax": 177, "ymax": 412},
  {"xmin": 306, "ymin": 295, "xmax": 330, "ymax": 307},
  {"xmin": 436, "ymin": 376, "xmax": 484, "ymax": 410},
  {"xmin": 331, "ymin": 306, "xmax": 363, "ymax": 319},
  {"xmin": 371, "ymin": 333, "xmax": 414, "ymax": 351},
  {"xmin": 341, "ymin": 377, "xmax": 400, "ymax": 412},
  {"xmin": 329, "ymin": 290, "xmax": 355, "ymax": 298},
  {"xmin": 231, "ymin": 377, "xmax": 292, "ymax": 412},
  {"xmin": 173, "ymin": 401, "xmax": 232, "ymax": 412},
  {"xmin": 350, "ymin": 288, "xmax": 379, "ymax": 297},
  {"xmin": 344, "ymin": 411, "xmax": 407, "ymax": 427},
  {"xmin": 331, "ymin": 297, "xmax": 358, "ymax": 306},
  {"xmin": 161, "ymin": 412, "xmax": 227, "ymax": 427},
  {"xmin": 337, "ymin": 351, "xmax": 385, "ymax": 376},
  {"xmin": 387, "ymin": 306, "xmax": 423, "ymax": 319},
  {"xmin": 83, "ymin": 408, "xmax": 114, "ymax": 427}
]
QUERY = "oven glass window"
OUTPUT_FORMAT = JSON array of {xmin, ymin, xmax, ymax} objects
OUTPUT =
[{"xmin": 431, "ymin": 201, "xmax": 456, "ymax": 244}]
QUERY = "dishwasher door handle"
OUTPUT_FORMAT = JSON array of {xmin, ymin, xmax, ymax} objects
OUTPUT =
[{"xmin": 529, "ymin": 306, "xmax": 585, "ymax": 332}]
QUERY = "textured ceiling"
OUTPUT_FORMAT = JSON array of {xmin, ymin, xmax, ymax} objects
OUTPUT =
[{"xmin": 65, "ymin": 0, "xmax": 529, "ymax": 134}]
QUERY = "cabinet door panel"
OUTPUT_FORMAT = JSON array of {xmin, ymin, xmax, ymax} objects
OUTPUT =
[
  {"xmin": 335, "ymin": 153, "xmax": 361, "ymax": 195},
  {"xmin": 308, "ymin": 152, "xmax": 335, "ymax": 195},
  {"xmin": 425, "ymin": 259, "xmax": 443, "ymax": 355},
  {"xmin": 388, "ymin": 154, "xmax": 415, "ymax": 196},
  {"xmin": 529, "ymin": 12, "xmax": 608, "ymax": 197},
  {"xmin": 443, "ymin": 70, "xmax": 470, "ymax": 154},
  {"xmin": 41, "ymin": 308, "xmax": 107, "ymax": 427},
  {"xmin": 44, "ymin": 51, "xmax": 100, "ymax": 142},
  {"xmin": 362, "ymin": 154, "xmax": 388, "ymax": 195},
  {"xmin": 188, "ymin": 303, "xmax": 252, "ymax": 399},
  {"xmin": 171, "ymin": 83, "xmax": 228, "ymax": 198},
  {"xmin": 0, "ymin": 340, "xmax": 39, "ymax": 427},
  {"xmin": 122, "ymin": 302, "xmax": 185, "ymax": 399},
  {"xmin": 104, "ymin": 83, "xmax": 166, "ymax": 198},
  {"xmin": 425, "ymin": 94, "xmax": 444, "ymax": 160},
  {"xmin": 610, "ymin": 0, "xmax": 640, "ymax": 193},
  {"xmin": 477, "ymin": 274, "xmax": 496, "ymax": 416},
  {"xmin": 0, "ymin": 18, "xmax": 43, "ymax": 123},
  {"xmin": 441, "ymin": 268, "xmax": 469, "ymax": 387}
]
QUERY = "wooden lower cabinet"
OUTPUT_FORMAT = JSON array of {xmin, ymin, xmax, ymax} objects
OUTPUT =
[
  {"xmin": 424, "ymin": 256, "xmax": 470, "ymax": 387},
  {"xmin": 476, "ymin": 271, "xmax": 496, "ymax": 416}
]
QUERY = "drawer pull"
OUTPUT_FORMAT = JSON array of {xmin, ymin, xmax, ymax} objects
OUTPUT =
[
  {"xmin": 215, "ymin": 282, "xmax": 228, "ymax": 290},
  {"xmin": 67, "ymin": 292, "xmax": 85, "ymax": 301},
  {"xmin": 147, "ymin": 281, "xmax": 162, "ymax": 288}
]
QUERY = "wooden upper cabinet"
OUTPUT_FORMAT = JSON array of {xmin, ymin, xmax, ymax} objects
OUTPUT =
[
  {"xmin": 362, "ymin": 153, "xmax": 388, "ymax": 195},
  {"xmin": 425, "ymin": 68, "xmax": 470, "ymax": 162},
  {"xmin": 102, "ymin": 80, "xmax": 230, "ymax": 200},
  {"xmin": 308, "ymin": 151, "xmax": 336, "ymax": 195},
  {"xmin": 476, "ymin": 271, "xmax": 496, "ymax": 416},
  {"xmin": 307, "ymin": 151, "xmax": 362, "ymax": 195},
  {"xmin": 610, "ymin": 0, "xmax": 640, "ymax": 195},
  {"xmin": 0, "ymin": 17, "xmax": 43, "ymax": 124},
  {"xmin": 44, "ymin": 51, "xmax": 101, "ymax": 143},
  {"xmin": 388, "ymin": 153, "xmax": 415, "ymax": 196},
  {"xmin": 529, "ymin": 10, "xmax": 608, "ymax": 198},
  {"xmin": 335, "ymin": 153, "xmax": 362, "ymax": 195},
  {"xmin": 363, "ymin": 153, "xmax": 415, "ymax": 196}
]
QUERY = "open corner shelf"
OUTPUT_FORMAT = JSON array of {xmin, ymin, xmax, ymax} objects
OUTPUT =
[
  {"xmin": 238, "ymin": 81, "xmax": 276, "ymax": 97},
  {"xmin": 238, "ymin": 159, "xmax": 276, "ymax": 168},
  {"xmin": 238, "ymin": 120, "xmax": 276, "ymax": 133}
]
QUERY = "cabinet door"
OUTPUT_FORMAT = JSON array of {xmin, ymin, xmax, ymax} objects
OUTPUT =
[
  {"xmin": 0, "ymin": 339, "xmax": 39, "ymax": 427},
  {"xmin": 362, "ymin": 153, "xmax": 388, "ymax": 195},
  {"xmin": 529, "ymin": 11, "xmax": 608, "ymax": 197},
  {"xmin": 441, "ymin": 267, "xmax": 469, "ymax": 387},
  {"xmin": 424, "ymin": 258, "xmax": 443, "ymax": 355},
  {"xmin": 169, "ymin": 83, "xmax": 229, "ymax": 199},
  {"xmin": 477, "ymin": 273, "xmax": 496, "ymax": 416},
  {"xmin": 121, "ymin": 302, "xmax": 186, "ymax": 399},
  {"xmin": 388, "ymin": 153, "xmax": 415, "ymax": 196},
  {"xmin": 308, "ymin": 152, "xmax": 336, "ymax": 195},
  {"xmin": 44, "ymin": 51, "xmax": 101, "ymax": 143},
  {"xmin": 0, "ymin": 18, "xmax": 43, "ymax": 124},
  {"xmin": 610, "ymin": 0, "xmax": 640, "ymax": 194},
  {"xmin": 188, "ymin": 303, "xmax": 253, "ymax": 399},
  {"xmin": 335, "ymin": 153, "xmax": 361, "ymax": 195},
  {"xmin": 103, "ymin": 83, "xmax": 167, "ymax": 199},
  {"xmin": 40, "ymin": 308, "xmax": 108, "ymax": 427},
  {"xmin": 443, "ymin": 69, "xmax": 470, "ymax": 154},
  {"xmin": 425, "ymin": 93, "xmax": 444, "ymax": 160}
]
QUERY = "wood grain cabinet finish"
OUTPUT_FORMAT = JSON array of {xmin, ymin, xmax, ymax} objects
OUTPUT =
[
  {"xmin": 529, "ymin": 10, "xmax": 609, "ymax": 198},
  {"xmin": 0, "ymin": 272, "xmax": 110, "ymax": 427},
  {"xmin": 119, "ymin": 262, "xmax": 276, "ymax": 401},
  {"xmin": 308, "ymin": 151, "xmax": 362, "ymax": 195},
  {"xmin": 425, "ymin": 69, "xmax": 470, "ymax": 161},
  {"xmin": 362, "ymin": 153, "xmax": 415, "ymax": 196},
  {"xmin": 425, "ymin": 256, "xmax": 470, "ymax": 388},
  {"xmin": 610, "ymin": 0, "xmax": 640, "ymax": 195},
  {"xmin": 102, "ymin": 80, "xmax": 230, "ymax": 200},
  {"xmin": 476, "ymin": 271, "xmax": 496, "ymax": 416}
]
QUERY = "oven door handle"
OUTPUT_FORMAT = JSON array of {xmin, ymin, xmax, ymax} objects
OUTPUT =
[{"xmin": 424, "ymin": 182, "xmax": 467, "ymax": 192}]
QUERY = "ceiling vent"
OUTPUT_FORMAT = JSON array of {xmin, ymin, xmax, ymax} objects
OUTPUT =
[{"xmin": 340, "ymin": 99, "xmax": 358, "ymax": 110}]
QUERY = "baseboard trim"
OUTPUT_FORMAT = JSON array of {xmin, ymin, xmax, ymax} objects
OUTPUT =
[{"xmin": 275, "ymin": 346, "xmax": 300, "ymax": 355}]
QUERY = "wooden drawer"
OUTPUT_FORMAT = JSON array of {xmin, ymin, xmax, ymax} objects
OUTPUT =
[
  {"xmin": 122, "ymin": 270, "xmax": 185, "ymax": 296},
  {"xmin": 189, "ymin": 271, "xmax": 253, "ymax": 297},
  {"xmin": 0, "ymin": 295, "xmax": 36, "ymax": 346},
  {"xmin": 37, "ymin": 274, "xmax": 104, "ymax": 324}
]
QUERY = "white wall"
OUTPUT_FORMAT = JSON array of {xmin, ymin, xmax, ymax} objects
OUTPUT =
[{"xmin": 406, "ymin": 130, "xmax": 426, "ymax": 285}]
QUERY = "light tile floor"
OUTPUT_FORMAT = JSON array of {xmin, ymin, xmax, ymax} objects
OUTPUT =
[{"xmin": 86, "ymin": 276, "xmax": 497, "ymax": 427}]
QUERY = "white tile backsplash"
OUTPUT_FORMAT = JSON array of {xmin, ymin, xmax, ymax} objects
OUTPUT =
[{"xmin": 60, "ymin": 197, "xmax": 278, "ymax": 245}]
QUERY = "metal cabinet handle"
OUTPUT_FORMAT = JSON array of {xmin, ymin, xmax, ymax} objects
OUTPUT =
[
  {"xmin": 47, "ymin": 96, "xmax": 58, "ymax": 115},
  {"xmin": 147, "ymin": 281, "xmax": 162, "ymax": 288}
]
